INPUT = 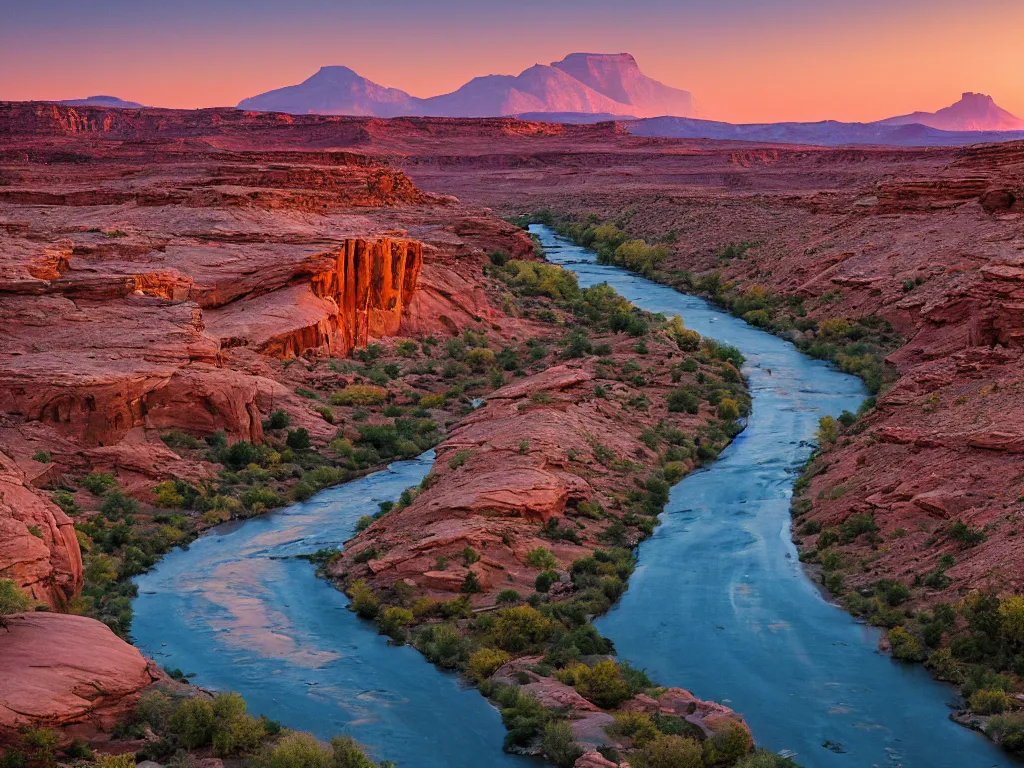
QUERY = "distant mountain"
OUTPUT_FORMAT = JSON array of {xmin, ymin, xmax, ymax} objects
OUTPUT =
[
  {"xmin": 627, "ymin": 115, "xmax": 1024, "ymax": 147},
  {"xmin": 237, "ymin": 66, "xmax": 417, "ymax": 117},
  {"xmin": 59, "ymin": 95, "xmax": 143, "ymax": 108},
  {"xmin": 878, "ymin": 92, "xmax": 1024, "ymax": 132},
  {"xmin": 237, "ymin": 53, "xmax": 696, "ymax": 119}
]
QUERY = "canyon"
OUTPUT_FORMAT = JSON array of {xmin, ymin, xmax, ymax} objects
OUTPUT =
[{"xmin": 1, "ymin": 100, "xmax": 1023, "ymax": 763}]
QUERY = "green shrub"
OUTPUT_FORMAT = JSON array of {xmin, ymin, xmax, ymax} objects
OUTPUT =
[
  {"xmin": 525, "ymin": 546, "xmax": 558, "ymax": 570},
  {"xmin": 81, "ymin": 472, "xmax": 117, "ymax": 495},
  {"xmin": 330, "ymin": 386, "xmax": 387, "ymax": 406},
  {"xmin": 493, "ymin": 605, "xmax": 553, "ymax": 652},
  {"xmin": 168, "ymin": 696, "xmax": 215, "ymax": 749},
  {"xmin": 535, "ymin": 570, "xmax": 559, "ymax": 593},
  {"xmin": 348, "ymin": 580, "xmax": 380, "ymax": 619},
  {"xmin": 667, "ymin": 387, "xmax": 701, "ymax": 414},
  {"xmin": 257, "ymin": 731, "xmax": 333, "ymax": 768},
  {"xmin": 266, "ymin": 410, "xmax": 290, "ymax": 430},
  {"xmin": 970, "ymin": 689, "xmax": 1011, "ymax": 714},
  {"xmin": 633, "ymin": 734, "xmax": 704, "ymax": 768},
  {"xmin": 611, "ymin": 711, "xmax": 659, "ymax": 747},
  {"xmin": 542, "ymin": 720, "xmax": 583, "ymax": 768},
  {"xmin": 467, "ymin": 648, "xmax": 511, "ymax": 682},
  {"xmin": 985, "ymin": 712, "xmax": 1024, "ymax": 754}
]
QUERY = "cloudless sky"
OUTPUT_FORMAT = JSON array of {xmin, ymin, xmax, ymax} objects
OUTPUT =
[{"xmin": 2, "ymin": 0, "xmax": 1022, "ymax": 122}]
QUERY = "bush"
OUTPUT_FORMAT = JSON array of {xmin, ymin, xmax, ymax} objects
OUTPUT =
[
  {"xmin": 286, "ymin": 428, "xmax": 311, "ymax": 450},
  {"xmin": 568, "ymin": 660, "xmax": 633, "ymax": 708},
  {"xmin": 168, "ymin": 696, "xmax": 215, "ymax": 749},
  {"xmin": 257, "ymin": 731, "xmax": 332, "ymax": 768},
  {"xmin": 493, "ymin": 606, "xmax": 553, "ymax": 652},
  {"xmin": 379, "ymin": 607, "xmax": 415, "ymax": 639},
  {"xmin": 611, "ymin": 711, "xmax": 660, "ymax": 747},
  {"xmin": 267, "ymin": 410, "xmax": 290, "ymax": 430},
  {"xmin": 667, "ymin": 387, "xmax": 701, "ymax": 414},
  {"xmin": 211, "ymin": 692, "xmax": 266, "ymax": 756},
  {"xmin": 633, "ymin": 735, "xmax": 704, "ymax": 768},
  {"xmin": 736, "ymin": 749, "xmax": 801, "ymax": 767},
  {"xmin": 985, "ymin": 712, "xmax": 1024, "ymax": 754},
  {"xmin": 542, "ymin": 720, "xmax": 583, "ymax": 768},
  {"xmin": 496, "ymin": 589, "xmax": 521, "ymax": 605},
  {"xmin": 970, "ymin": 689, "xmax": 1011, "ymax": 714},
  {"xmin": 0, "ymin": 579, "xmax": 32, "ymax": 625},
  {"xmin": 416, "ymin": 623, "xmax": 467, "ymax": 668},
  {"xmin": 467, "ymin": 648, "xmax": 511, "ymax": 682},
  {"xmin": 496, "ymin": 686, "xmax": 550, "ymax": 748},
  {"xmin": 348, "ymin": 580, "xmax": 380, "ymax": 619},
  {"xmin": 81, "ymin": 472, "xmax": 117, "ymax": 495},
  {"xmin": 535, "ymin": 570, "xmax": 559, "ymax": 593},
  {"xmin": 95, "ymin": 756, "xmax": 135, "ymax": 768},
  {"xmin": 489, "ymin": 250, "xmax": 510, "ymax": 266},
  {"xmin": 100, "ymin": 489, "xmax": 140, "ymax": 520},
  {"xmin": 703, "ymin": 721, "xmax": 754, "ymax": 765},
  {"xmin": 330, "ymin": 386, "xmax": 387, "ymax": 406},
  {"xmin": 525, "ymin": 546, "xmax": 558, "ymax": 570}
]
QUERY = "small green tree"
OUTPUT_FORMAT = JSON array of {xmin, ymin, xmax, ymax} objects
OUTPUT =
[{"xmin": 0, "ymin": 579, "xmax": 31, "ymax": 630}]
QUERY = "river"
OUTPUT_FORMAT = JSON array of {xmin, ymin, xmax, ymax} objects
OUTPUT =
[
  {"xmin": 534, "ymin": 224, "xmax": 1012, "ymax": 768},
  {"xmin": 131, "ymin": 226, "xmax": 1014, "ymax": 768}
]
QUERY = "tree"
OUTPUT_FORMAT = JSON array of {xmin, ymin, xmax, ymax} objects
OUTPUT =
[{"xmin": 0, "ymin": 579, "xmax": 32, "ymax": 630}]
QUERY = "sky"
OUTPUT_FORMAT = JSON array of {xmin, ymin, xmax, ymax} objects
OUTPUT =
[{"xmin": 2, "ymin": 0, "xmax": 1022, "ymax": 123}]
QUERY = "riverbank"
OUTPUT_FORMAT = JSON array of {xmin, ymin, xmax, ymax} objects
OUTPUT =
[{"xmin": 523, "ymin": 210, "xmax": 1024, "ymax": 759}]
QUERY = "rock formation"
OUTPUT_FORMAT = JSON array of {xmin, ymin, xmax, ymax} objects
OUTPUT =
[
  {"xmin": 0, "ymin": 613, "xmax": 162, "ymax": 746},
  {"xmin": 236, "ymin": 53, "xmax": 696, "ymax": 119}
]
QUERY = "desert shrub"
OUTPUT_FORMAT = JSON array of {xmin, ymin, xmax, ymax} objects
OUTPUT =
[
  {"xmin": 496, "ymin": 589, "xmax": 521, "ymax": 605},
  {"xmin": 100, "ymin": 490, "xmax": 140, "ymax": 520},
  {"xmin": 415, "ymin": 623, "xmax": 467, "ymax": 668},
  {"xmin": 168, "ymin": 696, "xmax": 215, "ymax": 749},
  {"xmin": 95, "ymin": 755, "xmax": 135, "ymax": 768},
  {"xmin": 81, "ymin": 472, "xmax": 117, "ymax": 495},
  {"xmin": 611, "ymin": 711, "xmax": 659, "ymax": 747},
  {"xmin": 948, "ymin": 520, "xmax": 986, "ymax": 546},
  {"xmin": 330, "ymin": 386, "xmax": 387, "ymax": 406},
  {"xmin": 542, "ymin": 720, "xmax": 583, "ymax": 768},
  {"xmin": 266, "ymin": 410, "xmax": 290, "ymax": 430},
  {"xmin": 467, "ymin": 648, "xmax": 511, "ymax": 682},
  {"xmin": 379, "ymin": 607, "xmax": 415, "ymax": 640},
  {"xmin": 535, "ymin": 570, "xmax": 559, "ymax": 593},
  {"xmin": 492, "ymin": 605, "xmax": 553, "ymax": 652},
  {"xmin": 448, "ymin": 449, "xmax": 473, "ymax": 469},
  {"xmin": 0, "ymin": 579, "xmax": 32, "ymax": 625},
  {"xmin": 703, "ymin": 721, "xmax": 754, "ymax": 765},
  {"xmin": 286, "ymin": 428, "xmax": 311, "ymax": 450},
  {"xmin": 717, "ymin": 398, "xmax": 740, "ymax": 420},
  {"xmin": 461, "ymin": 571, "xmax": 483, "ymax": 594},
  {"xmin": 256, "ymin": 731, "xmax": 332, "ymax": 768},
  {"xmin": 210, "ymin": 692, "xmax": 266, "ymax": 756},
  {"xmin": 632, "ymin": 735, "xmax": 704, "ymax": 768},
  {"xmin": 525, "ymin": 546, "xmax": 558, "ymax": 570},
  {"xmin": 985, "ymin": 712, "xmax": 1024, "ymax": 754},
  {"xmin": 566, "ymin": 660, "xmax": 633, "ymax": 708},
  {"xmin": 667, "ymin": 387, "xmax": 701, "ymax": 414},
  {"xmin": 496, "ymin": 686, "xmax": 550, "ymax": 748},
  {"xmin": 466, "ymin": 348, "xmax": 496, "ymax": 370},
  {"xmin": 970, "ymin": 689, "xmax": 1011, "ymax": 714},
  {"xmin": 347, "ymin": 580, "xmax": 380, "ymax": 619}
]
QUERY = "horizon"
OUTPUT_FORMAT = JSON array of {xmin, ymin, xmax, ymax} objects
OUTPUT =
[{"xmin": 2, "ymin": 0, "xmax": 1023, "ymax": 123}]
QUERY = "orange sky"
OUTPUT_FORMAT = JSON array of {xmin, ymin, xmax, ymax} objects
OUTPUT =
[{"xmin": 1, "ymin": 1, "xmax": 1022, "ymax": 123}]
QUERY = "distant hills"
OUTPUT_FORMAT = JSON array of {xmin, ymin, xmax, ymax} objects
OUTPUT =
[
  {"xmin": 237, "ymin": 53, "xmax": 696, "ymax": 119},
  {"xmin": 59, "ymin": 95, "xmax": 144, "ymax": 108},
  {"xmin": 626, "ymin": 115, "xmax": 1024, "ymax": 147},
  {"xmin": 878, "ymin": 92, "xmax": 1024, "ymax": 132},
  {"xmin": 41, "ymin": 59, "xmax": 1024, "ymax": 148}
]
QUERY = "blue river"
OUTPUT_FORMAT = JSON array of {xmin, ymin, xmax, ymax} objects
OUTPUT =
[{"xmin": 131, "ymin": 225, "xmax": 1014, "ymax": 768}]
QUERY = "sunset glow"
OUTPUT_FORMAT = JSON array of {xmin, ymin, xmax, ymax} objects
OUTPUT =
[{"xmin": 2, "ymin": 0, "xmax": 1022, "ymax": 122}]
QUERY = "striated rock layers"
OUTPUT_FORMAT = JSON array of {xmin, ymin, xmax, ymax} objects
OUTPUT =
[{"xmin": 0, "ymin": 103, "xmax": 538, "ymax": 609}]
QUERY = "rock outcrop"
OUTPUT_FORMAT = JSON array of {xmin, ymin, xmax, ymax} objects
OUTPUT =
[
  {"xmin": 0, "ymin": 452, "xmax": 82, "ymax": 607},
  {"xmin": 0, "ymin": 613, "xmax": 162, "ymax": 745}
]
